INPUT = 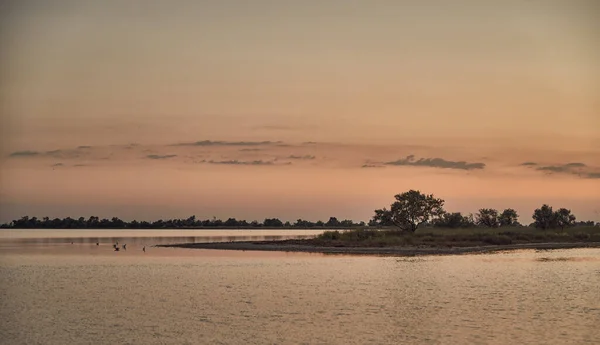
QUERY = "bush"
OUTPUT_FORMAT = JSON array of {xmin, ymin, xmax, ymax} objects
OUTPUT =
[
  {"xmin": 482, "ymin": 235, "xmax": 512, "ymax": 245},
  {"xmin": 574, "ymin": 232, "xmax": 590, "ymax": 240},
  {"xmin": 320, "ymin": 230, "xmax": 341, "ymax": 240}
]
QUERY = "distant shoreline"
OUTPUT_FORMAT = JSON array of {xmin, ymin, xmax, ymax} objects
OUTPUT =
[
  {"xmin": 158, "ymin": 240, "xmax": 600, "ymax": 256},
  {"xmin": 0, "ymin": 227, "xmax": 355, "ymax": 230}
]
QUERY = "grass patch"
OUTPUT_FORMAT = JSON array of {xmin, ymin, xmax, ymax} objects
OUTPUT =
[{"xmin": 310, "ymin": 226, "xmax": 600, "ymax": 248}]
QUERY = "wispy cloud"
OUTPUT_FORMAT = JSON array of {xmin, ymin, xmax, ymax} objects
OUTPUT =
[
  {"xmin": 9, "ymin": 149, "xmax": 81, "ymax": 159},
  {"xmin": 385, "ymin": 155, "xmax": 485, "ymax": 170},
  {"xmin": 206, "ymin": 159, "xmax": 277, "ymax": 166},
  {"xmin": 520, "ymin": 162, "xmax": 537, "ymax": 166},
  {"xmin": 45, "ymin": 149, "xmax": 82, "ymax": 159},
  {"xmin": 51, "ymin": 163, "xmax": 64, "ymax": 167},
  {"xmin": 362, "ymin": 164, "xmax": 385, "ymax": 168},
  {"xmin": 121, "ymin": 143, "xmax": 140, "ymax": 150},
  {"xmin": 239, "ymin": 148, "xmax": 263, "ymax": 152},
  {"xmin": 536, "ymin": 163, "xmax": 586, "ymax": 173},
  {"xmin": 172, "ymin": 140, "xmax": 282, "ymax": 147},
  {"xmin": 529, "ymin": 162, "xmax": 599, "ymax": 179},
  {"xmin": 288, "ymin": 155, "xmax": 316, "ymax": 160},
  {"xmin": 146, "ymin": 154, "xmax": 177, "ymax": 160},
  {"xmin": 9, "ymin": 150, "xmax": 40, "ymax": 157},
  {"xmin": 77, "ymin": 146, "xmax": 93, "ymax": 149}
]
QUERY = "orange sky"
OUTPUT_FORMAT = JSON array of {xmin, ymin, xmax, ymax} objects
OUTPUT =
[{"xmin": 1, "ymin": 1, "xmax": 599, "ymax": 223}]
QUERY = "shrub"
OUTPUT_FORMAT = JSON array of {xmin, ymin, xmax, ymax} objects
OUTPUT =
[
  {"xmin": 320, "ymin": 230, "xmax": 341, "ymax": 240},
  {"xmin": 574, "ymin": 232, "xmax": 591, "ymax": 240},
  {"xmin": 482, "ymin": 235, "xmax": 512, "ymax": 245}
]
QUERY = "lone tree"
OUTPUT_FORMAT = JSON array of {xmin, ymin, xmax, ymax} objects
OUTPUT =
[
  {"xmin": 499, "ymin": 208, "xmax": 519, "ymax": 227},
  {"xmin": 532, "ymin": 204, "xmax": 555, "ymax": 230},
  {"xmin": 476, "ymin": 208, "xmax": 499, "ymax": 228},
  {"xmin": 554, "ymin": 208, "xmax": 576, "ymax": 230},
  {"xmin": 372, "ymin": 190, "xmax": 445, "ymax": 232}
]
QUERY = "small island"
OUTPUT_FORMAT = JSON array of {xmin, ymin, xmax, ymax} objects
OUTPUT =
[{"xmin": 160, "ymin": 190, "xmax": 600, "ymax": 256}]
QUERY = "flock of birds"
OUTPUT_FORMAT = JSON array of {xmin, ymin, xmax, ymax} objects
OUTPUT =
[
  {"xmin": 72, "ymin": 240, "xmax": 146, "ymax": 252},
  {"xmin": 110, "ymin": 241, "xmax": 145, "ymax": 252}
]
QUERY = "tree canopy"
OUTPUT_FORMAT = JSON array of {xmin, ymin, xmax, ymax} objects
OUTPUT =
[
  {"xmin": 532, "ymin": 205, "xmax": 577, "ymax": 230},
  {"xmin": 371, "ymin": 190, "xmax": 445, "ymax": 232},
  {"xmin": 0, "ymin": 216, "xmax": 364, "ymax": 229},
  {"xmin": 476, "ymin": 209, "xmax": 500, "ymax": 228},
  {"xmin": 370, "ymin": 193, "xmax": 589, "ymax": 231},
  {"xmin": 499, "ymin": 209, "xmax": 519, "ymax": 227},
  {"xmin": 1, "ymin": 193, "xmax": 595, "ymax": 230}
]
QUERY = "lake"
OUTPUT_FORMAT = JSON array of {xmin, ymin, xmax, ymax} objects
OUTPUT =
[{"xmin": 1, "ymin": 230, "xmax": 599, "ymax": 344}]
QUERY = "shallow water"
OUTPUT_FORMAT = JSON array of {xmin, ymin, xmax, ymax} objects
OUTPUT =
[
  {"xmin": 1, "ymin": 231, "xmax": 599, "ymax": 344},
  {"xmin": 0, "ymin": 229, "xmax": 325, "ymax": 246}
]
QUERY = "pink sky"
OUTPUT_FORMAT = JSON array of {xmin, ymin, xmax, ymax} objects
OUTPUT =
[{"xmin": 1, "ymin": 1, "xmax": 599, "ymax": 223}]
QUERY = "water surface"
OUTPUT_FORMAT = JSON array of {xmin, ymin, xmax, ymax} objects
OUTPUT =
[
  {"xmin": 1, "ymin": 231, "xmax": 599, "ymax": 344},
  {"xmin": 0, "ymin": 228, "xmax": 325, "ymax": 248}
]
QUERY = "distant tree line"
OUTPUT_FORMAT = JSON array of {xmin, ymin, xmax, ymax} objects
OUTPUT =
[
  {"xmin": 2, "ymin": 191, "xmax": 598, "ymax": 230},
  {"xmin": 369, "ymin": 190, "xmax": 598, "ymax": 231},
  {"xmin": 0, "ymin": 215, "xmax": 366, "ymax": 229}
]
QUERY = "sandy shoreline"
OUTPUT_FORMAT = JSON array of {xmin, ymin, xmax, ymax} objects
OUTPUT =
[{"xmin": 158, "ymin": 240, "xmax": 600, "ymax": 256}]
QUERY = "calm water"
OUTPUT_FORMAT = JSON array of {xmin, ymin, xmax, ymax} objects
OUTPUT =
[
  {"xmin": 0, "ymin": 229, "xmax": 326, "ymax": 246},
  {"xmin": 1, "ymin": 230, "xmax": 599, "ymax": 344}
]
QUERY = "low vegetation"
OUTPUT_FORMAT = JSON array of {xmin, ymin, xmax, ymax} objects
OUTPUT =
[
  {"xmin": 310, "ymin": 226, "xmax": 600, "ymax": 248},
  {"xmin": 307, "ymin": 190, "xmax": 599, "ymax": 248}
]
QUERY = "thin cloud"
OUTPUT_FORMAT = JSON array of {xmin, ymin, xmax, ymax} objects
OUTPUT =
[
  {"xmin": 146, "ymin": 154, "xmax": 177, "ymax": 160},
  {"xmin": 9, "ymin": 149, "xmax": 81, "ymax": 159},
  {"xmin": 51, "ymin": 163, "xmax": 64, "ymax": 167},
  {"xmin": 172, "ymin": 140, "xmax": 282, "ymax": 147},
  {"xmin": 532, "ymin": 162, "xmax": 597, "ymax": 179},
  {"xmin": 239, "ymin": 148, "xmax": 263, "ymax": 152},
  {"xmin": 385, "ymin": 155, "xmax": 485, "ymax": 170},
  {"xmin": 205, "ymin": 159, "xmax": 286, "ymax": 166},
  {"xmin": 362, "ymin": 164, "xmax": 385, "ymax": 168},
  {"xmin": 537, "ymin": 166, "xmax": 569, "ymax": 173},
  {"xmin": 9, "ymin": 151, "xmax": 40, "ymax": 157},
  {"xmin": 536, "ymin": 163, "xmax": 586, "ymax": 173},
  {"xmin": 77, "ymin": 146, "xmax": 92, "ymax": 149},
  {"xmin": 520, "ymin": 162, "xmax": 537, "ymax": 166},
  {"xmin": 45, "ymin": 149, "xmax": 82, "ymax": 159},
  {"xmin": 288, "ymin": 155, "xmax": 316, "ymax": 160}
]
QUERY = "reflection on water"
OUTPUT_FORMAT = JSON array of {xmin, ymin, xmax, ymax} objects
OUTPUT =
[
  {"xmin": 1, "ymin": 234, "xmax": 316, "ymax": 245},
  {"xmin": 0, "ymin": 229, "xmax": 325, "ymax": 247},
  {"xmin": 0, "ymin": 231, "xmax": 599, "ymax": 345}
]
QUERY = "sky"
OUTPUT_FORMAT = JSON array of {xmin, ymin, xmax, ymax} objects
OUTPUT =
[{"xmin": 1, "ymin": 0, "xmax": 599, "ymax": 223}]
